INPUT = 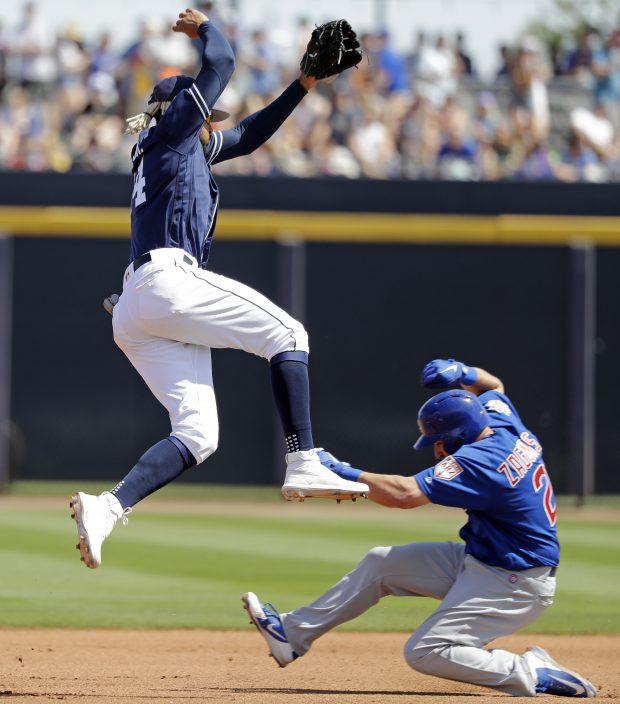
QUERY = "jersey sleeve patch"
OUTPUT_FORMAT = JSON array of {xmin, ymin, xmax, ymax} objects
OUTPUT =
[
  {"xmin": 484, "ymin": 398, "xmax": 512, "ymax": 416},
  {"xmin": 434, "ymin": 456, "xmax": 464, "ymax": 480}
]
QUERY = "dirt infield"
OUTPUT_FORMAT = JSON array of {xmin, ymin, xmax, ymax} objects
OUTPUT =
[{"xmin": 0, "ymin": 630, "xmax": 617, "ymax": 703}]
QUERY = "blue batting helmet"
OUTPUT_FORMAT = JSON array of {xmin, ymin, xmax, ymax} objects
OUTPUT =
[{"xmin": 414, "ymin": 389, "xmax": 490, "ymax": 454}]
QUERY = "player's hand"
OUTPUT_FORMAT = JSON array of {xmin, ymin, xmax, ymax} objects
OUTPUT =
[
  {"xmin": 298, "ymin": 72, "xmax": 319, "ymax": 91},
  {"xmin": 421, "ymin": 358, "xmax": 477, "ymax": 389},
  {"xmin": 317, "ymin": 449, "xmax": 363, "ymax": 481},
  {"xmin": 172, "ymin": 8, "xmax": 209, "ymax": 38},
  {"xmin": 103, "ymin": 293, "xmax": 120, "ymax": 316}
]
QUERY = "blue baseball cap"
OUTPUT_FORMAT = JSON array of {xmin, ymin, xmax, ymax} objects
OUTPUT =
[{"xmin": 148, "ymin": 75, "xmax": 230, "ymax": 122}]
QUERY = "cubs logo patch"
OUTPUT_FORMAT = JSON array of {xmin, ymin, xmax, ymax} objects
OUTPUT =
[{"xmin": 434, "ymin": 456, "xmax": 463, "ymax": 480}]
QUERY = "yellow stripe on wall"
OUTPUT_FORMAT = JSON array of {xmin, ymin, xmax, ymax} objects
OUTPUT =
[{"xmin": 1, "ymin": 207, "xmax": 620, "ymax": 245}]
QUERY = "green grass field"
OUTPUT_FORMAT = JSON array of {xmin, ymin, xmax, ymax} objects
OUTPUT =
[{"xmin": 0, "ymin": 482, "xmax": 618, "ymax": 633}]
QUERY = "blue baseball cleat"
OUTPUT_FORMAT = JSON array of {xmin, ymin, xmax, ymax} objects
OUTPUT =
[
  {"xmin": 242, "ymin": 592, "xmax": 298, "ymax": 668},
  {"xmin": 525, "ymin": 645, "xmax": 597, "ymax": 697}
]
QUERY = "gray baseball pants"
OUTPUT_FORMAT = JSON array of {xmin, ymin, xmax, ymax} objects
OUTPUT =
[{"xmin": 280, "ymin": 541, "xmax": 556, "ymax": 696}]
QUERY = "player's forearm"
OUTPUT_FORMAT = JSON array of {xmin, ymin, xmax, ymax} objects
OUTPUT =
[
  {"xmin": 461, "ymin": 367, "xmax": 504, "ymax": 395},
  {"xmin": 360, "ymin": 472, "xmax": 430, "ymax": 509},
  {"xmin": 218, "ymin": 80, "xmax": 307, "ymax": 159},
  {"xmin": 194, "ymin": 22, "xmax": 236, "ymax": 110}
]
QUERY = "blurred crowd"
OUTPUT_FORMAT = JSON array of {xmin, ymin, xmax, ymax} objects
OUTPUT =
[{"xmin": 1, "ymin": 1, "xmax": 620, "ymax": 181}]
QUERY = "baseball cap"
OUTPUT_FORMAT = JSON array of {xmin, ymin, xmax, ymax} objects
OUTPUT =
[{"xmin": 149, "ymin": 75, "xmax": 230, "ymax": 122}]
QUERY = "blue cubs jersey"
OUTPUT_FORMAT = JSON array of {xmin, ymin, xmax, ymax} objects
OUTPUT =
[{"xmin": 415, "ymin": 390, "xmax": 559, "ymax": 571}]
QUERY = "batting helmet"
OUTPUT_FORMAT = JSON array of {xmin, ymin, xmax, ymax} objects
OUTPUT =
[
  {"xmin": 149, "ymin": 75, "xmax": 230, "ymax": 122},
  {"xmin": 414, "ymin": 389, "xmax": 490, "ymax": 454}
]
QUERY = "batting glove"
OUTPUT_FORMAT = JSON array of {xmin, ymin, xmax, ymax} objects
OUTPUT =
[
  {"xmin": 103, "ymin": 293, "xmax": 120, "ymax": 316},
  {"xmin": 421, "ymin": 358, "xmax": 478, "ymax": 389},
  {"xmin": 317, "ymin": 449, "xmax": 363, "ymax": 482}
]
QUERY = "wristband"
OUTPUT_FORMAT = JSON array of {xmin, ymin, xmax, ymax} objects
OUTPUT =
[
  {"xmin": 336, "ymin": 464, "xmax": 363, "ymax": 482},
  {"xmin": 318, "ymin": 450, "xmax": 363, "ymax": 481},
  {"xmin": 461, "ymin": 365, "xmax": 478, "ymax": 385}
]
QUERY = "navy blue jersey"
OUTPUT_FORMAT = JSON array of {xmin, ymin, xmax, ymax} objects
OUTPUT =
[
  {"xmin": 129, "ymin": 20, "xmax": 307, "ymax": 269},
  {"xmin": 415, "ymin": 390, "xmax": 559, "ymax": 571},
  {"xmin": 129, "ymin": 21, "xmax": 234, "ymax": 268}
]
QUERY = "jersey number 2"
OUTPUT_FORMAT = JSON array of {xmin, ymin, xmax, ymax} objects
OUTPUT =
[
  {"xmin": 533, "ymin": 464, "xmax": 557, "ymax": 527},
  {"xmin": 132, "ymin": 159, "xmax": 146, "ymax": 207}
]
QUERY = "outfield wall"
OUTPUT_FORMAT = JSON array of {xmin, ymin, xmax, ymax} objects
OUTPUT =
[{"xmin": 2, "ymin": 172, "xmax": 619, "ymax": 493}]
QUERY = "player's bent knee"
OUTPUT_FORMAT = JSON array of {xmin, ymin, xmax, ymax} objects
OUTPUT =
[
  {"xmin": 359, "ymin": 546, "xmax": 392, "ymax": 570},
  {"xmin": 294, "ymin": 326, "xmax": 309, "ymax": 353},
  {"xmin": 366, "ymin": 545, "xmax": 391, "ymax": 559},
  {"xmin": 403, "ymin": 636, "xmax": 447, "ymax": 673},
  {"xmin": 269, "ymin": 323, "xmax": 309, "ymax": 359},
  {"xmin": 193, "ymin": 437, "xmax": 218, "ymax": 464},
  {"xmin": 365, "ymin": 545, "xmax": 403, "ymax": 566},
  {"xmin": 173, "ymin": 429, "xmax": 218, "ymax": 465}
]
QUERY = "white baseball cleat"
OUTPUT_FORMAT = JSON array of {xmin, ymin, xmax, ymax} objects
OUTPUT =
[
  {"xmin": 524, "ymin": 645, "xmax": 597, "ymax": 697},
  {"xmin": 281, "ymin": 448, "xmax": 369, "ymax": 501},
  {"xmin": 69, "ymin": 491, "xmax": 127, "ymax": 569},
  {"xmin": 242, "ymin": 592, "xmax": 298, "ymax": 667}
]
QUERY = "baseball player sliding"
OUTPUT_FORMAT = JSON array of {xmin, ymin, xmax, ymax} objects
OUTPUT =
[
  {"xmin": 243, "ymin": 358, "xmax": 597, "ymax": 698},
  {"xmin": 70, "ymin": 10, "xmax": 366, "ymax": 569}
]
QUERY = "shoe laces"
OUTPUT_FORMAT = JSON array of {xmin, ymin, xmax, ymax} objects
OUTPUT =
[{"xmin": 101, "ymin": 492, "xmax": 132, "ymax": 527}]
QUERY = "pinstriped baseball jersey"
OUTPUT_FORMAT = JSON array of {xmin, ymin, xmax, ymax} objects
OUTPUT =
[
  {"xmin": 130, "ymin": 79, "xmax": 307, "ymax": 269},
  {"xmin": 128, "ymin": 20, "xmax": 233, "ymax": 269}
]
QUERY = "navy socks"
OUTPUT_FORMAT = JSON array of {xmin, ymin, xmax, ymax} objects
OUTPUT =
[
  {"xmin": 270, "ymin": 352, "xmax": 314, "ymax": 452},
  {"xmin": 111, "ymin": 351, "xmax": 315, "ymax": 509},
  {"xmin": 111, "ymin": 437, "xmax": 196, "ymax": 509}
]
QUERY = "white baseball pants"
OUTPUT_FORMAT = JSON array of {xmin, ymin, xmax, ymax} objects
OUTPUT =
[
  {"xmin": 281, "ymin": 541, "xmax": 556, "ymax": 696},
  {"xmin": 112, "ymin": 248, "xmax": 308, "ymax": 463}
]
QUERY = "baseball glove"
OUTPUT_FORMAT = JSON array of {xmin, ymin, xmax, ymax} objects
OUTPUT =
[{"xmin": 300, "ymin": 19, "xmax": 363, "ymax": 80}]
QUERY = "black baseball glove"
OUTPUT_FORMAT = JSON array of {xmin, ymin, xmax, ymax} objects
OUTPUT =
[{"xmin": 300, "ymin": 19, "xmax": 363, "ymax": 80}]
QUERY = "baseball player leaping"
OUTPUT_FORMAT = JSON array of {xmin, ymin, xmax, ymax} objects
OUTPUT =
[
  {"xmin": 70, "ymin": 9, "xmax": 368, "ymax": 569},
  {"xmin": 243, "ymin": 359, "xmax": 597, "ymax": 698}
]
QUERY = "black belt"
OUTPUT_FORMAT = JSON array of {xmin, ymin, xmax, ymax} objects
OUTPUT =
[
  {"xmin": 549, "ymin": 565, "xmax": 557, "ymax": 577},
  {"xmin": 132, "ymin": 251, "xmax": 193, "ymax": 272}
]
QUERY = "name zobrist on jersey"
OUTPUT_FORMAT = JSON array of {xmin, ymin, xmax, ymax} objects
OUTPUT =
[{"xmin": 497, "ymin": 431, "xmax": 543, "ymax": 487}]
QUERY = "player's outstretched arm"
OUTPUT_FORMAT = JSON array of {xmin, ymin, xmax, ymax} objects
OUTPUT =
[
  {"xmin": 173, "ymin": 8, "xmax": 235, "ymax": 111},
  {"xmin": 461, "ymin": 366, "xmax": 504, "ymax": 395},
  {"xmin": 211, "ymin": 79, "xmax": 309, "ymax": 163},
  {"xmin": 359, "ymin": 472, "xmax": 431, "ymax": 509},
  {"xmin": 320, "ymin": 451, "xmax": 429, "ymax": 509}
]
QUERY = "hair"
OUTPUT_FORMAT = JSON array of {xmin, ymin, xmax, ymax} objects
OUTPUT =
[{"xmin": 124, "ymin": 100, "xmax": 171, "ymax": 135}]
